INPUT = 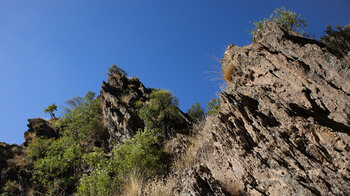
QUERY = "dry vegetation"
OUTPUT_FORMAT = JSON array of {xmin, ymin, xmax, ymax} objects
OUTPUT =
[
  {"xmin": 119, "ymin": 119, "xmax": 213, "ymax": 196},
  {"xmin": 222, "ymin": 56, "xmax": 237, "ymax": 83}
]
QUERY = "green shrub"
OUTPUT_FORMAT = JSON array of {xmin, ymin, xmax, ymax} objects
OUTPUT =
[
  {"xmin": 76, "ymin": 147, "xmax": 116, "ymax": 196},
  {"xmin": 251, "ymin": 7, "xmax": 309, "ymax": 37},
  {"xmin": 207, "ymin": 97, "xmax": 220, "ymax": 116},
  {"xmin": 138, "ymin": 89, "xmax": 187, "ymax": 137},
  {"xmin": 27, "ymin": 91, "xmax": 103, "ymax": 195},
  {"xmin": 27, "ymin": 136, "xmax": 83, "ymax": 195},
  {"xmin": 112, "ymin": 129, "xmax": 162, "ymax": 178},
  {"xmin": 106, "ymin": 64, "xmax": 128, "ymax": 76},
  {"xmin": 77, "ymin": 168, "xmax": 116, "ymax": 196},
  {"xmin": 57, "ymin": 91, "xmax": 102, "ymax": 141},
  {"xmin": 76, "ymin": 129, "xmax": 162, "ymax": 196},
  {"xmin": 188, "ymin": 102, "xmax": 205, "ymax": 121}
]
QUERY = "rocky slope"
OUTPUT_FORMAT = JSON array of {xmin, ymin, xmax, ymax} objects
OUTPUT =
[
  {"xmin": 1, "ymin": 22, "xmax": 349, "ymax": 196},
  {"xmin": 197, "ymin": 22, "xmax": 350, "ymax": 195},
  {"xmin": 0, "ymin": 119, "xmax": 58, "ymax": 195}
]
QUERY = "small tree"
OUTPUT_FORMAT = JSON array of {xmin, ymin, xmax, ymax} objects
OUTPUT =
[
  {"xmin": 44, "ymin": 104, "xmax": 57, "ymax": 119},
  {"xmin": 251, "ymin": 7, "xmax": 309, "ymax": 37},
  {"xmin": 188, "ymin": 102, "xmax": 205, "ymax": 121},
  {"xmin": 58, "ymin": 91, "xmax": 102, "ymax": 141},
  {"xmin": 106, "ymin": 64, "xmax": 128, "ymax": 76},
  {"xmin": 206, "ymin": 97, "xmax": 220, "ymax": 116}
]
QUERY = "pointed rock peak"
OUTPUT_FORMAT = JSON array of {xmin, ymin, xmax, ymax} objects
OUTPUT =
[{"xmin": 100, "ymin": 72, "xmax": 150, "ymax": 144}]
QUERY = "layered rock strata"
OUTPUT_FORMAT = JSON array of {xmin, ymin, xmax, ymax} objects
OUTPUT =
[{"xmin": 200, "ymin": 22, "xmax": 350, "ymax": 195}]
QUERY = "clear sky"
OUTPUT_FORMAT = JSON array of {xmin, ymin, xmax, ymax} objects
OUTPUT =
[{"xmin": 1, "ymin": 0, "xmax": 349, "ymax": 144}]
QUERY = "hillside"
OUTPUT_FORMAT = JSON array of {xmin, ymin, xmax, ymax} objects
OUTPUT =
[{"xmin": 1, "ymin": 22, "xmax": 350, "ymax": 195}]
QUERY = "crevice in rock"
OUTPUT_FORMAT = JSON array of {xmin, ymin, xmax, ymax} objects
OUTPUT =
[
  {"xmin": 298, "ymin": 182, "xmax": 321, "ymax": 196},
  {"xmin": 240, "ymin": 95, "xmax": 280, "ymax": 127},
  {"xmin": 327, "ymin": 81, "xmax": 350, "ymax": 96},
  {"xmin": 282, "ymin": 29, "xmax": 326, "ymax": 48},
  {"xmin": 288, "ymin": 103, "xmax": 350, "ymax": 134}
]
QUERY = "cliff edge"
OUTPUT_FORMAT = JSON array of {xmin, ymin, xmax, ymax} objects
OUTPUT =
[{"xmin": 198, "ymin": 22, "xmax": 350, "ymax": 195}]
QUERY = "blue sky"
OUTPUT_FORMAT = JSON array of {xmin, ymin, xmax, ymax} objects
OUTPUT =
[{"xmin": 1, "ymin": 0, "xmax": 349, "ymax": 144}]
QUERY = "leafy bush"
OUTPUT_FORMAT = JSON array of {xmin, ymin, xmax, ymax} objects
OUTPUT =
[
  {"xmin": 76, "ymin": 147, "xmax": 116, "ymax": 196},
  {"xmin": 106, "ymin": 64, "xmax": 128, "ymax": 76},
  {"xmin": 57, "ymin": 91, "xmax": 102, "ymax": 141},
  {"xmin": 27, "ymin": 91, "xmax": 103, "ymax": 195},
  {"xmin": 207, "ymin": 97, "xmax": 220, "ymax": 116},
  {"xmin": 188, "ymin": 102, "xmax": 205, "ymax": 121},
  {"xmin": 76, "ymin": 129, "xmax": 163, "ymax": 196},
  {"xmin": 251, "ymin": 7, "xmax": 309, "ymax": 37},
  {"xmin": 77, "ymin": 167, "xmax": 116, "ymax": 196},
  {"xmin": 112, "ymin": 129, "xmax": 162, "ymax": 178},
  {"xmin": 27, "ymin": 136, "xmax": 83, "ymax": 195},
  {"xmin": 138, "ymin": 89, "xmax": 187, "ymax": 137}
]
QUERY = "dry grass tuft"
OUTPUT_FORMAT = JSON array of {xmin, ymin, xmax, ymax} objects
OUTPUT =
[
  {"xmin": 120, "ymin": 175, "xmax": 143, "ymax": 196},
  {"xmin": 173, "ymin": 120, "xmax": 206, "ymax": 171},
  {"xmin": 224, "ymin": 181, "xmax": 241, "ymax": 196},
  {"xmin": 24, "ymin": 132, "xmax": 36, "ymax": 142},
  {"xmin": 7, "ymin": 154, "xmax": 29, "ymax": 170},
  {"xmin": 120, "ymin": 94, "xmax": 131, "ymax": 105},
  {"xmin": 118, "ymin": 174, "xmax": 176, "ymax": 196},
  {"xmin": 26, "ymin": 188, "xmax": 35, "ymax": 196},
  {"xmin": 222, "ymin": 57, "xmax": 237, "ymax": 83},
  {"xmin": 143, "ymin": 176, "xmax": 175, "ymax": 196}
]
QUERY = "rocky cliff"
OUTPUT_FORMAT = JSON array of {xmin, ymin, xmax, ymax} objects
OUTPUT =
[
  {"xmin": 0, "ymin": 119, "xmax": 58, "ymax": 195},
  {"xmin": 100, "ymin": 73, "xmax": 150, "ymax": 144},
  {"xmin": 1, "ymin": 21, "xmax": 349, "ymax": 196},
  {"xmin": 196, "ymin": 22, "xmax": 350, "ymax": 195}
]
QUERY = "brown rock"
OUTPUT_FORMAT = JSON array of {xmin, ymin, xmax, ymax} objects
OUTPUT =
[
  {"xmin": 100, "ymin": 73, "xmax": 150, "ymax": 144},
  {"xmin": 24, "ymin": 118, "xmax": 58, "ymax": 146},
  {"xmin": 173, "ymin": 165, "xmax": 230, "ymax": 196},
  {"xmin": 0, "ymin": 143, "xmax": 31, "ymax": 196},
  {"xmin": 200, "ymin": 22, "xmax": 350, "ymax": 195}
]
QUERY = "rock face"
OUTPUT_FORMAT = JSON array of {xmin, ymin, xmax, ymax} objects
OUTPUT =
[
  {"xmin": 0, "ymin": 118, "xmax": 57, "ymax": 195},
  {"xmin": 174, "ymin": 165, "xmax": 229, "ymax": 196},
  {"xmin": 100, "ymin": 73, "xmax": 151, "ymax": 144},
  {"xmin": 199, "ymin": 22, "xmax": 350, "ymax": 195},
  {"xmin": 24, "ymin": 118, "xmax": 58, "ymax": 146}
]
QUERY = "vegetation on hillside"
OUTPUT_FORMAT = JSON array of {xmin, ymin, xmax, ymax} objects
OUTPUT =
[
  {"xmin": 320, "ymin": 24, "xmax": 350, "ymax": 60},
  {"xmin": 106, "ymin": 64, "xmax": 128, "ymax": 77},
  {"xmin": 207, "ymin": 97, "xmax": 220, "ymax": 116},
  {"xmin": 138, "ymin": 89, "xmax": 189, "ymax": 138},
  {"xmin": 250, "ymin": 6, "xmax": 309, "ymax": 37},
  {"xmin": 188, "ymin": 102, "xmax": 205, "ymax": 121},
  {"xmin": 3, "ymin": 7, "xmax": 338, "ymax": 195}
]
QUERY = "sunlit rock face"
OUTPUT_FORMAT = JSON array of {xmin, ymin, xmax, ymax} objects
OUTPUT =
[
  {"xmin": 200, "ymin": 22, "xmax": 350, "ymax": 195},
  {"xmin": 100, "ymin": 72, "xmax": 150, "ymax": 144}
]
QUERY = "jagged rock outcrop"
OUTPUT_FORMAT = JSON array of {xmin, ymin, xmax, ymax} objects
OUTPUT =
[
  {"xmin": 24, "ymin": 118, "xmax": 58, "ymax": 146},
  {"xmin": 100, "ymin": 73, "xmax": 151, "ymax": 144},
  {"xmin": 198, "ymin": 22, "xmax": 350, "ymax": 195},
  {"xmin": 173, "ymin": 165, "xmax": 230, "ymax": 196},
  {"xmin": 0, "ymin": 144, "xmax": 28, "ymax": 196},
  {"xmin": 0, "ymin": 118, "xmax": 57, "ymax": 195}
]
